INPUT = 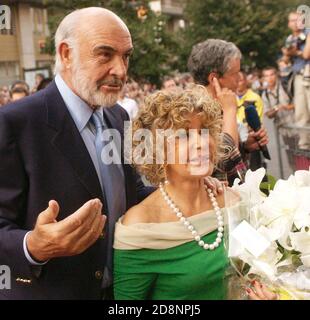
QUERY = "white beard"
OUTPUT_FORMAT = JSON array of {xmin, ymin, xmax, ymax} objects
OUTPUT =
[{"xmin": 71, "ymin": 63, "xmax": 121, "ymax": 108}]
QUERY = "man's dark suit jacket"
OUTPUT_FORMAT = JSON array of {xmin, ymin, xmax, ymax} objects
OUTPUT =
[{"xmin": 0, "ymin": 81, "xmax": 153, "ymax": 299}]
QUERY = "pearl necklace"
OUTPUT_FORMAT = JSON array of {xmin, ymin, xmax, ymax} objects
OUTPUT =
[{"xmin": 159, "ymin": 182, "xmax": 224, "ymax": 250}]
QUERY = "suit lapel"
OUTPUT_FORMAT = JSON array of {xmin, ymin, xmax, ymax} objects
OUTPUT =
[{"xmin": 44, "ymin": 81, "xmax": 104, "ymax": 202}]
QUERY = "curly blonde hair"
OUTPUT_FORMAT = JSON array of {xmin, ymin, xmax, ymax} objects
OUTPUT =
[{"xmin": 131, "ymin": 85, "xmax": 223, "ymax": 186}]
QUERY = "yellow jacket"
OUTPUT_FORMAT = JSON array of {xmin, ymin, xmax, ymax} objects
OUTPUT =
[{"xmin": 236, "ymin": 89, "xmax": 264, "ymax": 124}]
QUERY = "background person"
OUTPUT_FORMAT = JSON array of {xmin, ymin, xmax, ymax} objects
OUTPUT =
[
  {"xmin": 117, "ymin": 84, "xmax": 139, "ymax": 119},
  {"xmin": 236, "ymin": 71, "xmax": 266, "ymax": 170},
  {"xmin": 10, "ymin": 87, "xmax": 29, "ymax": 102},
  {"xmin": 11, "ymin": 80, "xmax": 30, "ymax": 95},
  {"xmin": 187, "ymin": 39, "xmax": 268, "ymax": 184},
  {"xmin": 282, "ymin": 11, "xmax": 310, "ymax": 150},
  {"xmin": 262, "ymin": 66, "xmax": 295, "ymax": 170}
]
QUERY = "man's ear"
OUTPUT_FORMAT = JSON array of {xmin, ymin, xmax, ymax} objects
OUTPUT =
[{"xmin": 59, "ymin": 42, "xmax": 72, "ymax": 69}]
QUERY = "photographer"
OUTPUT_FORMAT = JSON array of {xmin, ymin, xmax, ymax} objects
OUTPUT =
[
  {"xmin": 262, "ymin": 66, "xmax": 295, "ymax": 170},
  {"xmin": 282, "ymin": 11, "xmax": 310, "ymax": 150}
]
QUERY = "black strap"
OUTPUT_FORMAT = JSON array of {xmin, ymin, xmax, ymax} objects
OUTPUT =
[{"xmin": 265, "ymin": 81, "xmax": 280, "ymax": 106}]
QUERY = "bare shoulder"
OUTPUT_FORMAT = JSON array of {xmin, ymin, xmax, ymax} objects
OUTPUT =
[
  {"xmin": 122, "ymin": 189, "xmax": 163, "ymax": 225},
  {"xmin": 122, "ymin": 204, "xmax": 149, "ymax": 225}
]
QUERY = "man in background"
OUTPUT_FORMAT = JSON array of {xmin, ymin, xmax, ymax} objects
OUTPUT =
[
  {"xmin": 118, "ymin": 84, "xmax": 139, "ymax": 119},
  {"xmin": 10, "ymin": 87, "xmax": 29, "ymax": 102},
  {"xmin": 0, "ymin": 86, "xmax": 10, "ymax": 106},
  {"xmin": 262, "ymin": 66, "xmax": 295, "ymax": 170},
  {"xmin": 11, "ymin": 80, "xmax": 30, "ymax": 95},
  {"xmin": 161, "ymin": 76, "xmax": 177, "ymax": 90},
  {"xmin": 282, "ymin": 11, "xmax": 310, "ymax": 149}
]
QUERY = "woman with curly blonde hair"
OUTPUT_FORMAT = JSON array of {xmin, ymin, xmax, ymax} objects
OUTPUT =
[{"xmin": 113, "ymin": 86, "xmax": 240, "ymax": 300}]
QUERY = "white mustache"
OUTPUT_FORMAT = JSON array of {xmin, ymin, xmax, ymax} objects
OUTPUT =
[{"xmin": 97, "ymin": 79, "xmax": 124, "ymax": 88}]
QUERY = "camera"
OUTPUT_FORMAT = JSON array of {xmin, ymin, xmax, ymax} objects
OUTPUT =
[{"xmin": 285, "ymin": 32, "xmax": 306, "ymax": 49}]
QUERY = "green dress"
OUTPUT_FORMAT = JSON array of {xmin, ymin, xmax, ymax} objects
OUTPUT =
[{"xmin": 113, "ymin": 208, "xmax": 230, "ymax": 300}]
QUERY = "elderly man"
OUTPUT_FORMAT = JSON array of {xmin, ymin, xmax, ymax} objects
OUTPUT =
[
  {"xmin": 188, "ymin": 39, "xmax": 269, "ymax": 184},
  {"xmin": 0, "ymin": 7, "xmax": 154, "ymax": 300}
]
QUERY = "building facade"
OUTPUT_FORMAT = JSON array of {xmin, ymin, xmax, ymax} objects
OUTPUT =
[
  {"xmin": 0, "ymin": 0, "xmax": 53, "ymax": 87},
  {"xmin": 150, "ymin": 0, "xmax": 186, "ymax": 31}
]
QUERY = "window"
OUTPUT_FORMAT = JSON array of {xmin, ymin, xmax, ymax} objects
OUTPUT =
[
  {"xmin": 0, "ymin": 61, "xmax": 20, "ymax": 85},
  {"xmin": 0, "ymin": 6, "xmax": 16, "ymax": 36},
  {"xmin": 33, "ymin": 8, "xmax": 44, "ymax": 35}
]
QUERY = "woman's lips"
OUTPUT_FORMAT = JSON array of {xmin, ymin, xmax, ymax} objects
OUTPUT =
[{"xmin": 189, "ymin": 156, "xmax": 210, "ymax": 165}]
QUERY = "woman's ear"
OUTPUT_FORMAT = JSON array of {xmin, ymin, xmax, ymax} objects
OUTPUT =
[{"xmin": 208, "ymin": 72, "xmax": 218, "ymax": 85}]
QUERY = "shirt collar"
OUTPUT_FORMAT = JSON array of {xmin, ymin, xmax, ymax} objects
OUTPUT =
[
  {"xmin": 55, "ymin": 74, "xmax": 103, "ymax": 132},
  {"xmin": 267, "ymin": 82, "xmax": 278, "ymax": 95}
]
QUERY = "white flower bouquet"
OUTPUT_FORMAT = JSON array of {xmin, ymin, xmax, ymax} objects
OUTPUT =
[{"xmin": 225, "ymin": 168, "xmax": 310, "ymax": 300}]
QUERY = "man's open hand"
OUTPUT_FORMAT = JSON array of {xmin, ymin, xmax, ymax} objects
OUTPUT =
[{"xmin": 26, "ymin": 199, "xmax": 106, "ymax": 262}]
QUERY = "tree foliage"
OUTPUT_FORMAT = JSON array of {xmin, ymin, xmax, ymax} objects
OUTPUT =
[
  {"xmin": 179, "ymin": 0, "xmax": 302, "ymax": 70},
  {"xmin": 44, "ymin": 0, "xmax": 303, "ymax": 83},
  {"xmin": 44, "ymin": 0, "xmax": 180, "ymax": 86}
]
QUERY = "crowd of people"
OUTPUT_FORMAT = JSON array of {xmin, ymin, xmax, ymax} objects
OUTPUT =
[
  {"xmin": 118, "ymin": 11, "xmax": 309, "ymax": 176},
  {"xmin": 1, "ymin": 11, "xmax": 309, "ymax": 163},
  {"xmin": 0, "ymin": 74, "xmax": 52, "ymax": 107},
  {"xmin": 0, "ymin": 7, "xmax": 309, "ymax": 301}
]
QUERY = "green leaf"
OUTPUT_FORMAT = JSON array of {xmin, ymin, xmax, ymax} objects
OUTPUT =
[
  {"xmin": 260, "ymin": 174, "xmax": 277, "ymax": 196},
  {"xmin": 276, "ymin": 240, "xmax": 285, "ymax": 254},
  {"xmin": 292, "ymin": 254, "xmax": 303, "ymax": 268}
]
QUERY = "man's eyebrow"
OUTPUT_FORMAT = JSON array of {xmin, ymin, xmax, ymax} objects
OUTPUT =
[
  {"xmin": 93, "ymin": 45, "xmax": 117, "ymax": 54},
  {"xmin": 126, "ymin": 47, "xmax": 134, "ymax": 53},
  {"xmin": 125, "ymin": 48, "xmax": 134, "ymax": 55},
  {"xmin": 93, "ymin": 45, "xmax": 134, "ymax": 55}
]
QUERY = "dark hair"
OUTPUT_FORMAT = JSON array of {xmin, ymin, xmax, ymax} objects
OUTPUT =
[
  {"xmin": 11, "ymin": 80, "xmax": 30, "ymax": 92},
  {"xmin": 162, "ymin": 75, "xmax": 173, "ymax": 83},
  {"xmin": 262, "ymin": 66, "xmax": 277, "ymax": 74},
  {"xmin": 37, "ymin": 78, "xmax": 52, "ymax": 91},
  {"xmin": 36, "ymin": 73, "xmax": 45, "ymax": 79},
  {"xmin": 10, "ymin": 86, "xmax": 29, "ymax": 98}
]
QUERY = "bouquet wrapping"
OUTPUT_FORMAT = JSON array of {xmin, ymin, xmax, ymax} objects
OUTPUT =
[{"xmin": 224, "ymin": 168, "xmax": 310, "ymax": 300}]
